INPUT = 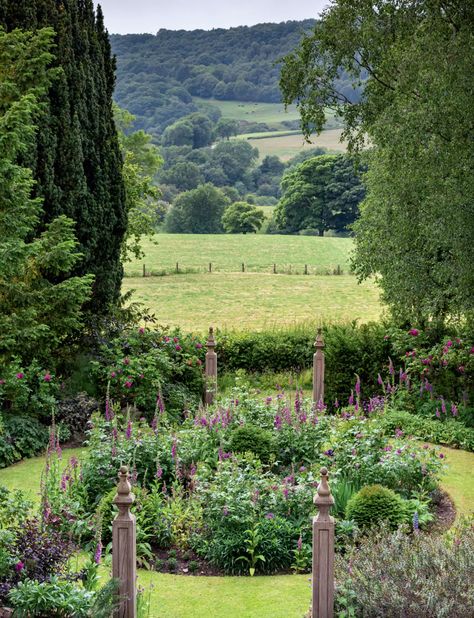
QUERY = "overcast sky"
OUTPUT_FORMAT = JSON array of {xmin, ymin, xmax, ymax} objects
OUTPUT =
[{"xmin": 94, "ymin": 1, "xmax": 329, "ymax": 34}]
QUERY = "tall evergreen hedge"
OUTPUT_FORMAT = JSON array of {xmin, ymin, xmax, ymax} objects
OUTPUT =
[{"xmin": 0, "ymin": 0, "xmax": 127, "ymax": 313}]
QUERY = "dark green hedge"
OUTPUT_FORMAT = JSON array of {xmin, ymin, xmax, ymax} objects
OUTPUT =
[{"xmin": 216, "ymin": 322, "xmax": 392, "ymax": 405}]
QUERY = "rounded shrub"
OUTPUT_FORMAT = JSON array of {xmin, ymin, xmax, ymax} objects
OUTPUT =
[
  {"xmin": 228, "ymin": 425, "xmax": 275, "ymax": 463},
  {"xmin": 345, "ymin": 485, "xmax": 406, "ymax": 530}
]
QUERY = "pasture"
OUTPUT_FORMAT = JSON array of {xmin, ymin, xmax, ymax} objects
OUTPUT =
[
  {"xmin": 122, "ymin": 235, "xmax": 381, "ymax": 331},
  {"xmin": 124, "ymin": 234, "xmax": 354, "ymax": 277},
  {"xmin": 194, "ymin": 98, "xmax": 302, "ymax": 129},
  {"xmin": 122, "ymin": 274, "xmax": 381, "ymax": 332},
  {"xmin": 240, "ymin": 128, "xmax": 346, "ymax": 160}
]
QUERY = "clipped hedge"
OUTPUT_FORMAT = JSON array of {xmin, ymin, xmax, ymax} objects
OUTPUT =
[
  {"xmin": 380, "ymin": 410, "xmax": 474, "ymax": 452},
  {"xmin": 216, "ymin": 322, "xmax": 392, "ymax": 405}
]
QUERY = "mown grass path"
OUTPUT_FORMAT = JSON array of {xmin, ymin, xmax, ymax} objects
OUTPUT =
[{"xmin": 0, "ymin": 445, "xmax": 472, "ymax": 617}]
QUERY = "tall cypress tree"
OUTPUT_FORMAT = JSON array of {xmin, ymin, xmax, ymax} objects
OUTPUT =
[{"xmin": 0, "ymin": 0, "xmax": 127, "ymax": 313}]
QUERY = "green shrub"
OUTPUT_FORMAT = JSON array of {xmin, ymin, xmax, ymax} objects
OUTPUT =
[
  {"xmin": 167, "ymin": 557, "xmax": 178, "ymax": 572},
  {"xmin": 8, "ymin": 578, "xmax": 94, "ymax": 617},
  {"xmin": 90, "ymin": 326, "xmax": 205, "ymax": 420},
  {"xmin": 188, "ymin": 560, "xmax": 199, "ymax": 574},
  {"xmin": 217, "ymin": 322, "xmax": 391, "ymax": 405},
  {"xmin": 380, "ymin": 410, "xmax": 474, "ymax": 452},
  {"xmin": 335, "ymin": 523, "xmax": 474, "ymax": 617},
  {"xmin": 345, "ymin": 485, "xmax": 406, "ymax": 529},
  {"xmin": 0, "ymin": 415, "xmax": 49, "ymax": 468},
  {"xmin": 228, "ymin": 425, "xmax": 275, "ymax": 463}
]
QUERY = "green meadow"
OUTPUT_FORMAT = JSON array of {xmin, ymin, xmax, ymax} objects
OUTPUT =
[
  {"xmin": 124, "ymin": 234, "xmax": 354, "ymax": 276},
  {"xmin": 122, "ymin": 235, "xmax": 381, "ymax": 331},
  {"xmin": 239, "ymin": 128, "xmax": 346, "ymax": 160}
]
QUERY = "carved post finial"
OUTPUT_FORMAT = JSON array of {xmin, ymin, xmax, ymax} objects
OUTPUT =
[
  {"xmin": 205, "ymin": 326, "xmax": 217, "ymax": 405},
  {"xmin": 313, "ymin": 328, "xmax": 325, "ymax": 405},
  {"xmin": 207, "ymin": 326, "xmax": 215, "ymax": 347},
  {"xmin": 312, "ymin": 467, "xmax": 335, "ymax": 618},
  {"xmin": 112, "ymin": 466, "xmax": 136, "ymax": 617}
]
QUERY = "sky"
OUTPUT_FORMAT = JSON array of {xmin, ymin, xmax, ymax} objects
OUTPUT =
[{"xmin": 94, "ymin": 0, "xmax": 329, "ymax": 34}]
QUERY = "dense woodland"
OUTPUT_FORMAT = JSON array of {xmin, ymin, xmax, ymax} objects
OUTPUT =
[{"xmin": 110, "ymin": 21, "xmax": 360, "ymax": 138}]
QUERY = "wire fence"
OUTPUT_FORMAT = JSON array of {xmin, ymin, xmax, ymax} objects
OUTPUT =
[{"xmin": 125, "ymin": 263, "xmax": 348, "ymax": 278}]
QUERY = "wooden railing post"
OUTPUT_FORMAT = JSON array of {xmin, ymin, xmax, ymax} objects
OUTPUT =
[
  {"xmin": 312, "ymin": 467, "xmax": 335, "ymax": 618},
  {"xmin": 112, "ymin": 466, "xmax": 136, "ymax": 618},
  {"xmin": 312, "ymin": 328, "xmax": 325, "ymax": 405},
  {"xmin": 205, "ymin": 326, "xmax": 217, "ymax": 405}
]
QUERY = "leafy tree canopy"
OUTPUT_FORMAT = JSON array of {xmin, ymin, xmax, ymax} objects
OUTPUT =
[
  {"xmin": 114, "ymin": 106, "xmax": 164, "ymax": 262},
  {"xmin": 0, "ymin": 0, "xmax": 127, "ymax": 314},
  {"xmin": 275, "ymin": 154, "xmax": 364, "ymax": 235},
  {"xmin": 222, "ymin": 202, "xmax": 265, "ymax": 234},
  {"xmin": 280, "ymin": 0, "xmax": 474, "ymax": 324},
  {"xmin": 165, "ymin": 184, "xmax": 229, "ymax": 234}
]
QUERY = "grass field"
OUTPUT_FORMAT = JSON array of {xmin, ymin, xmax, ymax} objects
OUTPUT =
[
  {"xmin": 194, "ymin": 98, "xmax": 302, "ymax": 128},
  {"xmin": 123, "ymin": 273, "xmax": 381, "ymax": 331},
  {"xmin": 195, "ymin": 98, "xmax": 344, "ymax": 160},
  {"xmin": 240, "ymin": 128, "xmax": 346, "ymax": 160},
  {"xmin": 123, "ymin": 235, "xmax": 379, "ymax": 331},
  {"xmin": 125, "ymin": 234, "xmax": 354, "ymax": 277}
]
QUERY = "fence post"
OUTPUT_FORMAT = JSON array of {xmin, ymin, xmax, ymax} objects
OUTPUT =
[
  {"xmin": 312, "ymin": 467, "xmax": 335, "ymax": 618},
  {"xmin": 273, "ymin": 263, "xmax": 276, "ymax": 274},
  {"xmin": 312, "ymin": 328, "xmax": 325, "ymax": 405},
  {"xmin": 305, "ymin": 264, "xmax": 308, "ymax": 275},
  {"xmin": 209, "ymin": 262, "xmax": 212, "ymax": 273},
  {"xmin": 142, "ymin": 264, "xmax": 146, "ymax": 278},
  {"xmin": 176, "ymin": 262, "xmax": 179, "ymax": 274},
  {"xmin": 242, "ymin": 262, "xmax": 245, "ymax": 273},
  {"xmin": 112, "ymin": 466, "xmax": 136, "ymax": 618},
  {"xmin": 205, "ymin": 326, "xmax": 217, "ymax": 405}
]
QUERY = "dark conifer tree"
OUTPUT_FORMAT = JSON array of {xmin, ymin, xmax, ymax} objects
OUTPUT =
[{"xmin": 0, "ymin": 0, "xmax": 127, "ymax": 313}]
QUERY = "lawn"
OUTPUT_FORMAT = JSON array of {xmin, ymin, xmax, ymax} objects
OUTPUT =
[
  {"xmin": 124, "ymin": 234, "xmax": 354, "ymax": 277},
  {"xmin": 438, "ymin": 445, "xmax": 474, "ymax": 517},
  {"xmin": 122, "ymin": 273, "xmax": 381, "ymax": 332}
]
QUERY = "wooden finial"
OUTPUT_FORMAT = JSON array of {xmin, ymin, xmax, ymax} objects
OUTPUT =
[
  {"xmin": 315, "ymin": 328, "xmax": 325, "ymax": 350},
  {"xmin": 207, "ymin": 326, "xmax": 216, "ymax": 348},
  {"xmin": 314, "ymin": 467, "xmax": 334, "ymax": 519},
  {"xmin": 114, "ymin": 466, "xmax": 134, "ymax": 516}
]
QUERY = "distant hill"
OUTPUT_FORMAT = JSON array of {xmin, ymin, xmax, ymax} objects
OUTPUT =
[{"xmin": 110, "ymin": 20, "xmax": 359, "ymax": 140}]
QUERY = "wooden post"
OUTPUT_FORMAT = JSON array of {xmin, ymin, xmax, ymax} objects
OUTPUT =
[
  {"xmin": 305, "ymin": 264, "xmax": 308, "ymax": 275},
  {"xmin": 176, "ymin": 262, "xmax": 179, "ymax": 274},
  {"xmin": 242, "ymin": 262, "xmax": 245, "ymax": 272},
  {"xmin": 112, "ymin": 466, "xmax": 136, "ymax": 618},
  {"xmin": 312, "ymin": 467, "xmax": 335, "ymax": 618},
  {"xmin": 209, "ymin": 262, "xmax": 212, "ymax": 273},
  {"xmin": 205, "ymin": 327, "xmax": 217, "ymax": 405},
  {"xmin": 142, "ymin": 264, "xmax": 146, "ymax": 278},
  {"xmin": 312, "ymin": 328, "xmax": 325, "ymax": 405},
  {"xmin": 273, "ymin": 263, "xmax": 276, "ymax": 274}
]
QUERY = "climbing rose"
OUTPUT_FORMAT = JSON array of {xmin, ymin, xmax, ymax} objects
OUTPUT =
[
  {"xmin": 408, "ymin": 328, "xmax": 419, "ymax": 336},
  {"xmin": 16, "ymin": 372, "xmax": 24, "ymax": 379},
  {"xmin": 43, "ymin": 373, "xmax": 52, "ymax": 382}
]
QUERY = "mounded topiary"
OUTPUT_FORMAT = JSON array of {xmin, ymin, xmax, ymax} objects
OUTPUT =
[
  {"xmin": 228, "ymin": 424, "xmax": 275, "ymax": 463},
  {"xmin": 345, "ymin": 484, "xmax": 406, "ymax": 530}
]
